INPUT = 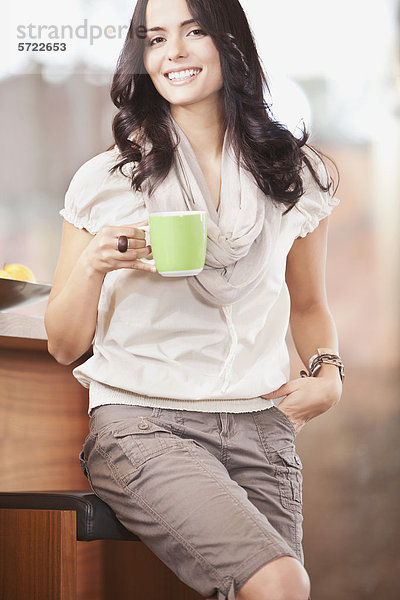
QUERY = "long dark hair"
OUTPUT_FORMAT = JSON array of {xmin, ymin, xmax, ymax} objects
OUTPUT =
[{"xmin": 109, "ymin": 0, "xmax": 337, "ymax": 214}]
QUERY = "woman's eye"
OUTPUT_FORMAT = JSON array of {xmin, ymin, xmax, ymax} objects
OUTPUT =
[
  {"xmin": 188, "ymin": 29, "xmax": 205, "ymax": 37},
  {"xmin": 149, "ymin": 36, "xmax": 164, "ymax": 46}
]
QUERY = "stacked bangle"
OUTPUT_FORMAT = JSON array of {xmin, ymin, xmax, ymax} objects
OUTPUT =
[{"xmin": 300, "ymin": 348, "xmax": 345, "ymax": 382}]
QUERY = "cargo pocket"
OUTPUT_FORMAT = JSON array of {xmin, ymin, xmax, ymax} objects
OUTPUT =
[
  {"xmin": 273, "ymin": 445, "xmax": 303, "ymax": 511},
  {"xmin": 112, "ymin": 417, "xmax": 184, "ymax": 473}
]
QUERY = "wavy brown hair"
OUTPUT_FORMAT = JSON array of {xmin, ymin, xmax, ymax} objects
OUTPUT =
[{"xmin": 108, "ymin": 0, "xmax": 338, "ymax": 214}]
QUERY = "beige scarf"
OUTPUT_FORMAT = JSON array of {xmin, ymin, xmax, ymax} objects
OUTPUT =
[{"xmin": 140, "ymin": 117, "xmax": 283, "ymax": 307}]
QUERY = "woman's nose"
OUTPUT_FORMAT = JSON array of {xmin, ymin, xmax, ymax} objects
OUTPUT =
[{"xmin": 167, "ymin": 36, "xmax": 188, "ymax": 61}]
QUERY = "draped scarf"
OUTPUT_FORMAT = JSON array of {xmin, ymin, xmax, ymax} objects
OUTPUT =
[{"xmin": 139, "ymin": 117, "xmax": 283, "ymax": 307}]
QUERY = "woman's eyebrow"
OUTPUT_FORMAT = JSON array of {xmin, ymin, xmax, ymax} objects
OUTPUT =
[{"xmin": 146, "ymin": 19, "xmax": 196, "ymax": 33}]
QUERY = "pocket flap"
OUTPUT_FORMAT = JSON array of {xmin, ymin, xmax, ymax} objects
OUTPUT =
[
  {"xmin": 276, "ymin": 446, "xmax": 303, "ymax": 469},
  {"xmin": 113, "ymin": 418, "xmax": 171, "ymax": 437}
]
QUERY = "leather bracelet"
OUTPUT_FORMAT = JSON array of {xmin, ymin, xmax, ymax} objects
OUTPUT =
[{"xmin": 300, "ymin": 351, "xmax": 345, "ymax": 382}]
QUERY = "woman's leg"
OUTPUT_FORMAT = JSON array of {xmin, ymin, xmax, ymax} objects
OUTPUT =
[
  {"xmin": 204, "ymin": 555, "xmax": 310, "ymax": 599},
  {"xmin": 226, "ymin": 407, "xmax": 305, "ymax": 562},
  {"xmin": 235, "ymin": 557, "xmax": 310, "ymax": 600},
  {"xmin": 224, "ymin": 406, "xmax": 310, "ymax": 598},
  {"xmin": 80, "ymin": 404, "xmax": 304, "ymax": 599}
]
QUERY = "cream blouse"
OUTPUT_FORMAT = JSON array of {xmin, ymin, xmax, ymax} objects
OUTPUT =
[{"xmin": 60, "ymin": 145, "xmax": 340, "ymax": 415}]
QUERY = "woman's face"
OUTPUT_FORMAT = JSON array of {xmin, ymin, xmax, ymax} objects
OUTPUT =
[{"xmin": 143, "ymin": 0, "xmax": 223, "ymax": 111}]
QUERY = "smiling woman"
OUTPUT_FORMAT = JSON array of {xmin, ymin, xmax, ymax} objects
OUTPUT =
[
  {"xmin": 143, "ymin": 2, "xmax": 223, "ymax": 111},
  {"xmin": 45, "ymin": 0, "xmax": 343, "ymax": 599}
]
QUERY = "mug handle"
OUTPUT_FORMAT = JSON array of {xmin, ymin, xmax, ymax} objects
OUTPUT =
[{"xmin": 136, "ymin": 225, "xmax": 156, "ymax": 266}]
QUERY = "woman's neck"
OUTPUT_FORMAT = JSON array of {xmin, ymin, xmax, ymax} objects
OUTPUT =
[{"xmin": 170, "ymin": 102, "xmax": 225, "ymax": 161}]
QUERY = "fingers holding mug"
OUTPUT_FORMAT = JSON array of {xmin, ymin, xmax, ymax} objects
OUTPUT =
[
  {"xmin": 84, "ymin": 223, "xmax": 154, "ymax": 275},
  {"xmin": 130, "ymin": 224, "xmax": 156, "ymax": 270},
  {"xmin": 115, "ymin": 227, "xmax": 155, "ymax": 271}
]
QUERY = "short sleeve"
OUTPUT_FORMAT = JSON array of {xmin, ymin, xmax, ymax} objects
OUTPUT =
[
  {"xmin": 295, "ymin": 149, "xmax": 340, "ymax": 238},
  {"xmin": 60, "ymin": 147, "xmax": 145, "ymax": 234}
]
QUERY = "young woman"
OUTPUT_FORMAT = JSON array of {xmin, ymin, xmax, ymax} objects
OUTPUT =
[{"xmin": 45, "ymin": 0, "xmax": 344, "ymax": 598}]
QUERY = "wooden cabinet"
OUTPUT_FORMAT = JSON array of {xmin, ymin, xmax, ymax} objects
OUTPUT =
[
  {"xmin": 0, "ymin": 315, "xmax": 102, "ymax": 600},
  {"xmin": 0, "ymin": 314, "xmax": 202, "ymax": 600}
]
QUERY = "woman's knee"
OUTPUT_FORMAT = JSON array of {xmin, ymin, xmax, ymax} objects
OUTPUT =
[{"xmin": 236, "ymin": 555, "xmax": 310, "ymax": 600}]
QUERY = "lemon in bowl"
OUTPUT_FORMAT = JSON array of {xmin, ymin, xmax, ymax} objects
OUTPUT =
[{"xmin": 2, "ymin": 263, "xmax": 37, "ymax": 282}]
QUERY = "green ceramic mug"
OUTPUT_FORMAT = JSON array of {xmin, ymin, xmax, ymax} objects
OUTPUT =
[{"xmin": 139, "ymin": 211, "xmax": 207, "ymax": 277}]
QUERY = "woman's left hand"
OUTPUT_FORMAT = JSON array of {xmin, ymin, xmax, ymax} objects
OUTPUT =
[{"xmin": 261, "ymin": 374, "xmax": 342, "ymax": 434}]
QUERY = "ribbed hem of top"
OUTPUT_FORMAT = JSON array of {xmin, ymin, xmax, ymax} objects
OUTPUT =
[{"xmin": 88, "ymin": 381, "xmax": 275, "ymax": 415}]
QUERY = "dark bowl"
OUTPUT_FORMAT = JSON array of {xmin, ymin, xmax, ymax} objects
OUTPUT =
[{"xmin": 0, "ymin": 279, "xmax": 52, "ymax": 311}]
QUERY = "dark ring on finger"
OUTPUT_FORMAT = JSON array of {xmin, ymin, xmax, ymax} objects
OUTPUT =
[{"xmin": 117, "ymin": 235, "xmax": 128, "ymax": 253}]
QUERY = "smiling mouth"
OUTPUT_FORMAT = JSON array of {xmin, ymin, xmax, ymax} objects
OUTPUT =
[{"xmin": 164, "ymin": 68, "xmax": 202, "ymax": 83}]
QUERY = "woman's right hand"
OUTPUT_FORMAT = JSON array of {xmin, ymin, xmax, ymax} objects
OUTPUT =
[{"xmin": 80, "ymin": 220, "xmax": 156, "ymax": 275}]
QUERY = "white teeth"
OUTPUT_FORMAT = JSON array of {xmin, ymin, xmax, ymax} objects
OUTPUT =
[{"xmin": 167, "ymin": 69, "xmax": 201, "ymax": 81}]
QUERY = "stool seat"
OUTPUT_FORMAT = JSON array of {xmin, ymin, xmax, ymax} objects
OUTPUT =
[{"xmin": 0, "ymin": 490, "xmax": 139, "ymax": 542}]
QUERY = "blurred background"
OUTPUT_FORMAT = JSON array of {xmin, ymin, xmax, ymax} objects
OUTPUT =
[{"xmin": 1, "ymin": 0, "xmax": 400, "ymax": 598}]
